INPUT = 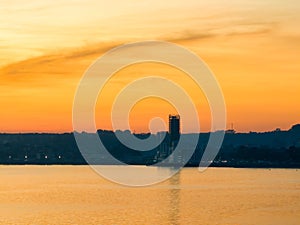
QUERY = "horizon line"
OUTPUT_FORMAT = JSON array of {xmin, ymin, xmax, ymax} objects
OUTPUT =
[{"xmin": 0, "ymin": 123, "xmax": 299, "ymax": 135}]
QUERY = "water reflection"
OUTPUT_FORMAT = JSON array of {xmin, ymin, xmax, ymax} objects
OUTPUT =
[{"xmin": 168, "ymin": 169, "xmax": 181, "ymax": 225}]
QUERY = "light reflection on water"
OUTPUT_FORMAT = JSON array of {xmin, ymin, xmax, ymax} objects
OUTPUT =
[{"xmin": 168, "ymin": 171, "xmax": 181, "ymax": 225}]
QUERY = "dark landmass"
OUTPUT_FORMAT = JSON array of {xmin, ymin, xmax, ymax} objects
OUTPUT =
[{"xmin": 0, "ymin": 124, "xmax": 300, "ymax": 168}]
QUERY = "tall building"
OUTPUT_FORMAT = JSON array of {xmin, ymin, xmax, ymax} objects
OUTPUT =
[{"xmin": 169, "ymin": 114, "xmax": 180, "ymax": 141}]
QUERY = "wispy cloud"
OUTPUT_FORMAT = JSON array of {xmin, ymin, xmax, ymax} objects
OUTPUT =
[{"xmin": 164, "ymin": 20, "xmax": 276, "ymax": 43}]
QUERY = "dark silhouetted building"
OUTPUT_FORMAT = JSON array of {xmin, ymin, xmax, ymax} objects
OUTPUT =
[{"xmin": 169, "ymin": 114, "xmax": 180, "ymax": 141}]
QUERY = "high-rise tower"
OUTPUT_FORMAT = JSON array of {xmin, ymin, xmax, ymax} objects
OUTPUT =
[{"xmin": 169, "ymin": 114, "xmax": 180, "ymax": 141}]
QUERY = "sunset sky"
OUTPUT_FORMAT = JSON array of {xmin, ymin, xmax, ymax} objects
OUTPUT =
[{"xmin": 0, "ymin": 0, "xmax": 299, "ymax": 133}]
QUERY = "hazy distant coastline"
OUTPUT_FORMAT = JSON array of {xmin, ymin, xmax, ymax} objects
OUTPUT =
[{"xmin": 0, "ymin": 124, "xmax": 299, "ymax": 168}]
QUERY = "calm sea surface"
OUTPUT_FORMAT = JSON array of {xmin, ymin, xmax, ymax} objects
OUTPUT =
[{"xmin": 0, "ymin": 166, "xmax": 299, "ymax": 225}]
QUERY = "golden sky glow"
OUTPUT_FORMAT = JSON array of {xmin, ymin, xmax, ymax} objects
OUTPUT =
[{"xmin": 0, "ymin": 0, "xmax": 300, "ymax": 133}]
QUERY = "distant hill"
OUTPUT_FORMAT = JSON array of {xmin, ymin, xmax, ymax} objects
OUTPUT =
[{"xmin": 0, "ymin": 124, "xmax": 299, "ymax": 168}]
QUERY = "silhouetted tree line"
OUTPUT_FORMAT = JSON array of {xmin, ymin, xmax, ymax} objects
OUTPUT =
[{"xmin": 0, "ymin": 124, "xmax": 299, "ymax": 168}]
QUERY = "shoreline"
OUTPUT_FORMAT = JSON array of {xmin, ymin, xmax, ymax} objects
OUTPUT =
[{"xmin": 0, "ymin": 163, "xmax": 299, "ymax": 169}]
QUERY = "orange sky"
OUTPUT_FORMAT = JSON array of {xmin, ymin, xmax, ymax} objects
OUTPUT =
[{"xmin": 0, "ymin": 0, "xmax": 299, "ymax": 133}]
